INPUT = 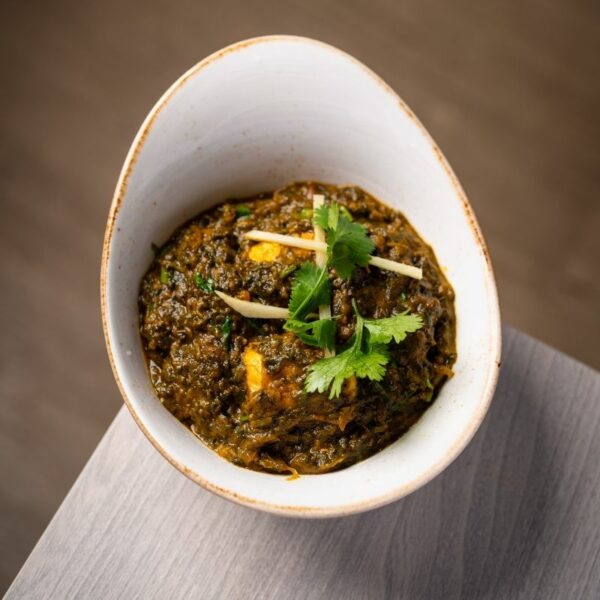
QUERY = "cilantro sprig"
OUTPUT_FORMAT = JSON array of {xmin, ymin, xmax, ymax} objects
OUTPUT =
[
  {"xmin": 362, "ymin": 311, "xmax": 424, "ymax": 345},
  {"xmin": 305, "ymin": 301, "xmax": 423, "ymax": 398},
  {"xmin": 284, "ymin": 317, "xmax": 336, "ymax": 351},
  {"xmin": 287, "ymin": 263, "xmax": 331, "ymax": 320},
  {"xmin": 284, "ymin": 201, "xmax": 422, "ymax": 392},
  {"xmin": 283, "ymin": 203, "xmax": 373, "ymax": 349},
  {"xmin": 284, "ymin": 262, "xmax": 334, "ymax": 349},
  {"xmin": 314, "ymin": 202, "xmax": 375, "ymax": 278}
]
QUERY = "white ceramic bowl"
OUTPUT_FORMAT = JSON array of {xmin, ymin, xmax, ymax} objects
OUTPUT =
[{"xmin": 101, "ymin": 35, "xmax": 501, "ymax": 517}]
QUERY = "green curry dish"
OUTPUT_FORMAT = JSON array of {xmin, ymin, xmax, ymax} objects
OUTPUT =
[
  {"xmin": 139, "ymin": 181, "xmax": 456, "ymax": 475},
  {"xmin": 305, "ymin": 302, "xmax": 423, "ymax": 398}
]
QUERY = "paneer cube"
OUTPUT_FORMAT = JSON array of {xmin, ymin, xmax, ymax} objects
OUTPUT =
[
  {"xmin": 243, "ymin": 346, "xmax": 265, "ymax": 394},
  {"xmin": 247, "ymin": 242, "xmax": 281, "ymax": 262}
]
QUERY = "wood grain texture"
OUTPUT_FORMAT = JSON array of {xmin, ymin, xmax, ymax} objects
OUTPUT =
[
  {"xmin": 1, "ymin": 0, "xmax": 599, "ymax": 592},
  {"xmin": 6, "ymin": 327, "xmax": 600, "ymax": 600}
]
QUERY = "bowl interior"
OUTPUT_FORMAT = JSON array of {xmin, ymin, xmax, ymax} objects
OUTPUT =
[{"xmin": 103, "ymin": 36, "xmax": 500, "ymax": 516}]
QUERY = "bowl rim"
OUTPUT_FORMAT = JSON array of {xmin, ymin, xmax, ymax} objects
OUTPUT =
[{"xmin": 100, "ymin": 34, "xmax": 502, "ymax": 518}]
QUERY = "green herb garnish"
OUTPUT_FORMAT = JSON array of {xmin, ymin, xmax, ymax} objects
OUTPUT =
[
  {"xmin": 194, "ymin": 273, "xmax": 214, "ymax": 293},
  {"xmin": 314, "ymin": 202, "xmax": 375, "ymax": 278},
  {"xmin": 305, "ymin": 301, "xmax": 422, "ymax": 398},
  {"xmin": 159, "ymin": 268, "xmax": 170, "ymax": 285},
  {"xmin": 284, "ymin": 203, "xmax": 375, "ymax": 350},
  {"xmin": 236, "ymin": 205, "xmax": 252, "ymax": 218},
  {"xmin": 339, "ymin": 205, "xmax": 353, "ymax": 221},
  {"xmin": 284, "ymin": 263, "xmax": 334, "ymax": 350},
  {"xmin": 361, "ymin": 310, "xmax": 424, "ymax": 345},
  {"xmin": 221, "ymin": 316, "xmax": 232, "ymax": 350},
  {"xmin": 287, "ymin": 263, "xmax": 331, "ymax": 321},
  {"xmin": 283, "ymin": 202, "xmax": 373, "ymax": 350},
  {"xmin": 284, "ymin": 317, "xmax": 336, "ymax": 350}
]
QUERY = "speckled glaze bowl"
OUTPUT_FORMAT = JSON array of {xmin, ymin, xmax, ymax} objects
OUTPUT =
[{"xmin": 101, "ymin": 36, "xmax": 501, "ymax": 517}]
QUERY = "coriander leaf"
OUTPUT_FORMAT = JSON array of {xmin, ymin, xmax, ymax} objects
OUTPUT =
[
  {"xmin": 221, "ymin": 316, "xmax": 232, "ymax": 350},
  {"xmin": 314, "ymin": 202, "xmax": 374, "ymax": 278},
  {"xmin": 194, "ymin": 273, "xmax": 214, "ymax": 293},
  {"xmin": 363, "ymin": 311, "xmax": 423, "ymax": 345},
  {"xmin": 285, "ymin": 263, "xmax": 333, "ymax": 350},
  {"xmin": 345, "ymin": 344, "xmax": 389, "ymax": 380},
  {"xmin": 288, "ymin": 262, "xmax": 331, "ymax": 320},
  {"xmin": 305, "ymin": 322, "xmax": 389, "ymax": 398},
  {"xmin": 236, "ymin": 205, "xmax": 252, "ymax": 218},
  {"xmin": 314, "ymin": 202, "xmax": 337, "ymax": 230},
  {"xmin": 339, "ymin": 205, "xmax": 353, "ymax": 221},
  {"xmin": 327, "ymin": 219, "xmax": 375, "ymax": 278},
  {"xmin": 304, "ymin": 302, "xmax": 422, "ymax": 398},
  {"xmin": 284, "ymin": 318, "xmax": 336, "ymax": 350}
]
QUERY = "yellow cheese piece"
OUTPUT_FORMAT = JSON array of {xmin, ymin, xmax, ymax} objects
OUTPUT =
[
  {"xmin": 248, "ymin": 241, "xmax": 281, "ymax": 262},
  {"xmin": 243, "ymin": 347, "xmax": 265, "ymax": 394}
]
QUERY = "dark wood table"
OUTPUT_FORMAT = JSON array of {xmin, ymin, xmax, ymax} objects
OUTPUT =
[{"xmin": 6, "ymin": 327, "xmax": 600, "ymax": 599}]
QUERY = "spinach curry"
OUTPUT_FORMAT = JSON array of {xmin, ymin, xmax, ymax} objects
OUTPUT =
[{"xmin": 139, "ymin": 182, "xmax": 456, "ymax": 475}]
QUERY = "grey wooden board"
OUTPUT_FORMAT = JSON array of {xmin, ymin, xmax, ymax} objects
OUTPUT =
[{"xmin": 6, "ymin": 327, "xmax": 600, "ymax": 600}]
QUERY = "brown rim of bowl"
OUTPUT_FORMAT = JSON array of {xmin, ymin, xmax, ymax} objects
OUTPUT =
[{"xmin": 100, "ymin": 34, "xmax": 502, "ymax": 518}]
